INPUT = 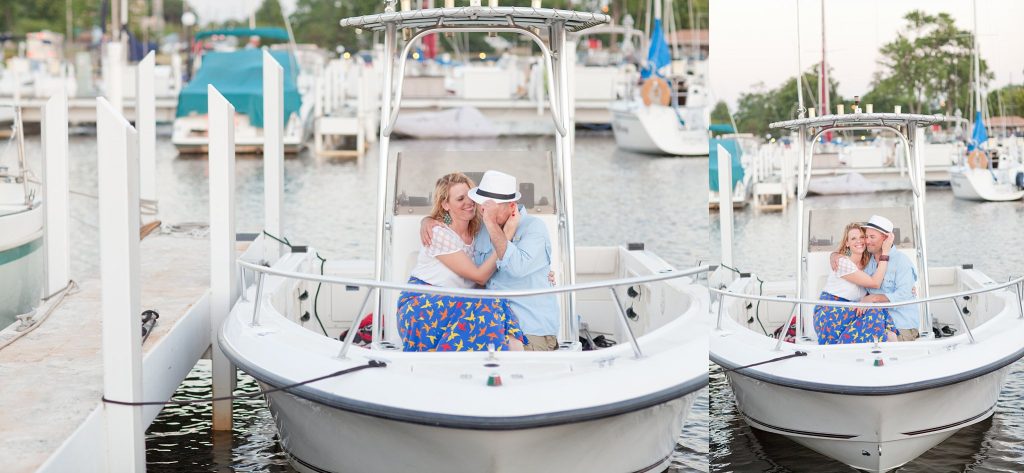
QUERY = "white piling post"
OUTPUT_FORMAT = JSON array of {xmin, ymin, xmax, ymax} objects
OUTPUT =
[
  {"xmin": 105, "ymin": 42, "xmax": 125, "ymax": 115},
  {"xmin": 42, "ymin": 94, "xmax": 70, "ymax": 296},
  {"xmin": 137, "ymin": 51, "xmax": 157, "ymax": 205},
  {"xmin": 97, "ymin": 97, "xmax": 144, "ymax": 471},
  {"xmin": 262, "ymin": 51, "xmax": 285, "ymax": 260},
  {"xmin": 717, "ymin": 144, "xmax": 734, "ymax": 268},
  {"xmin": 208, "ymin": 86, "xmax": 238, "ymax": 430}
]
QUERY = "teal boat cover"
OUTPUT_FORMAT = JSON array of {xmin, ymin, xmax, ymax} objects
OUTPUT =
[
  {"xmin": 195, "ymin": 28, "xmax": 290, "ymax": 42},
  {"xmin": 709, "ymin": 138, "xmax": 745, "ymax": 192},
  {"xmin": 175, "ymin": 49, "xmax": 301, "ymax": 128}
]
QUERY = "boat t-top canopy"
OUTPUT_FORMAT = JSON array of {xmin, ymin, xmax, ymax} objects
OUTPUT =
[
  {"xmin": 769, "ymin": 113, "xmax": 950, "ymax": 131},
  {"xmin": 338, "ymin": 6, "xmax": 609, "ymax": 32},
  {"xmin": 194, "ymin": 27, "xmax": 291, "ymax": 41}
]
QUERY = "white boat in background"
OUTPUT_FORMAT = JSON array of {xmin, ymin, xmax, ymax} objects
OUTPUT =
[
  {"xmin": 0, "ymin": 107, "xmax": 44, "ymax": 331},
  {"xmin": 711, "ymin": 112, "xmax": 1024, "ymax": 472},
  {"xmin": 610, "ymin": 0, "xmax": 708, "ymax": 157},
  {"xmin": 392, "ymin": 106, "xmax": 499, "ymax": 138},
  {"xmin": 218, "ymin": 5, "xmax": 709, "ymax": 473}
]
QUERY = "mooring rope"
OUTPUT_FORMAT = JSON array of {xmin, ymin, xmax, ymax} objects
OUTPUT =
[
  {"xmin": 101, "ymin": 360, "xmax": 387, "ymax": 407},
  {"xmin": 712, "ymin": 351, "xmax": 807, "ymax": 375}
]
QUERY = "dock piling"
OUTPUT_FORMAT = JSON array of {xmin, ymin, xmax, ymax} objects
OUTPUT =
[
  {"xmin": 42, "ymin": 94, "xmax": 70, "ymax": 296},
  {"xmin": 96, "ymin": 97, "xmax": 145, "ymax": 471},
  {"xmin": 263, "ymin": 51, "xmax": 285, "ymax": 262},
  {"xmin": 138, "ymin": 52, "xmax": 157, "ymax": 206},
  {"xmin": 208, "ymin": 86, "xmax": 239, "ymax": 430}
]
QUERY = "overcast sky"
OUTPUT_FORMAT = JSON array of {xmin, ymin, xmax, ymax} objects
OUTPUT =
[
  {"xmin": 710, "ymin": 0, "xmax": 1024, "ymax": 110},
  {"xmin": 186, "ymin": 0, "xmax": 298, "ymax": 25}
]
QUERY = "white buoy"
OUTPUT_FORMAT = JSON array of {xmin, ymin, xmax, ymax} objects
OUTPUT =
[
  {"xmin": 208, "ymin": 85, "xmax": 238, "ymax": 430},
  {"xmin": 97, "ymin": 96, "xmax": 144, "ymax": 471},
  {"xmin": 42, "ymin": 94, "xmax": 70, "ymax": 296},
  {"xmin": 262, "ymin": 51, "xmax": 285, "ymax": 261}
]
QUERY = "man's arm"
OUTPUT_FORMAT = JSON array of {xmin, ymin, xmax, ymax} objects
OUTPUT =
[
  {"xmin": 494, "ymin": 221, "xmax": 550, "ymax": 278},
  {"xmin": 877, "ymin": 258, "xmax": 916, "ymax": 303}
]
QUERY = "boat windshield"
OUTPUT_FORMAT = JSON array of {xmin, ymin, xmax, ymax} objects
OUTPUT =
[
  {"xmin": 393, "ymin": 149, "xmax": 557, "ymax": 216},
  {"xmin": 807, "ymin": 207, "xmax": 915, "ymax": 252}
]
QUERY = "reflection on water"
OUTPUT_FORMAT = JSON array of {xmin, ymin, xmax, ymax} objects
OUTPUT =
[
  {"xmin": 22, "ymin": 130, "xmax": 709, "ymax": 472},
  {"xmin": 710, "ymin": 190, "xmax": 1024, "ymax": 471}
]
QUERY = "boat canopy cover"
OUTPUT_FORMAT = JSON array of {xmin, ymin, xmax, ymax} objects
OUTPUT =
[
  {"xmin": 709, "ymin": 138, "xmax": 744, "ymax": 192},
  {"xmin": 175, "ymin": 49, "xmax": 302, "ymax": 127},
  {"xmin": 195, "ymin": 28, "xmax": 290, "ymax": 41}
]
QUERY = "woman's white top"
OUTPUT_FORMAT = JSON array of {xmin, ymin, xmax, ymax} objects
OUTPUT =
[
  {"xmin": 409, "ymin": 225, "xmax": 475, "ymax": 289},
  {"xmin": 820, "ymin": 256, "xmax": 867, "ymax": 301}
]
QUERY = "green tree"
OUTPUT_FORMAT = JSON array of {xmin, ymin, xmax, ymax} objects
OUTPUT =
[
  {"xmin": 868, "ymin": 10, "xmax": 991, "ymax": 116},
  {"xmin": 733, "ymin": 66, "xmax": 842, "ymax": 137},
  {"xmin": 255, "ymin": 0, "xmax": 286, "ymax": 28},
  {"xmin": 710, "ymin": 100, "xmax": 730, "ymax": 124},
  {"xmin": 988, "ymin": 84, "xmax": 1024, "ymax": 118}
]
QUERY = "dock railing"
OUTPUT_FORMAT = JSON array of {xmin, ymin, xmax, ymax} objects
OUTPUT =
[
  {"xmin": 712, "ymin": 275, "xmax": 1024, "ymax": 350},
  {"xmin": 238, "ymin": 259, "xmax": 709, "ymax": 360}
]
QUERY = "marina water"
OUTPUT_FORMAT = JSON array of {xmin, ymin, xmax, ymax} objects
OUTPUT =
[{"xmin": 22, "ymin": 130, "xmax": 709, "ymax": 472}]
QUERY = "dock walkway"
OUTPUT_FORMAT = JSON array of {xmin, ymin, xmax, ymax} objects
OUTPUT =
[{"xmin": 0, "ymin": 234, "xmax": 211, "ymax": 473}]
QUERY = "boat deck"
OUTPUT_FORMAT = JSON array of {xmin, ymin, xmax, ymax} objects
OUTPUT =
[{"xmin": 0, "ymin": 234, "xmax": 211, "ymax": 473}]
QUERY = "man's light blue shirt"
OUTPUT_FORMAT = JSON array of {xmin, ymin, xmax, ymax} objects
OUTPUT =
[
  {"xmin": 864, "ymin": 251, "xmax": 918, "ymax": 329},
  {"xmin": 473, "ymin": 207, "xmax": 560, "ymax": 336}
]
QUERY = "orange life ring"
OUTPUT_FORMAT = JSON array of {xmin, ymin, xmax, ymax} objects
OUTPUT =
[
  {"xmin": 967, "ymin": 150, "xmax": 988, "ymax": 169},
  {"xmin": 640, "ymin": 77, "xmax": 671, "ymax": 107}
]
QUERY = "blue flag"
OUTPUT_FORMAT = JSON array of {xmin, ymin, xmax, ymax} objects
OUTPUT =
[
  {"xmin": 967, "ymin": 110, "xmax": 988, "ymax": 151},
  {"xmin": 641, "ymin": 19, "xmax": 672, "ymax": 79}
]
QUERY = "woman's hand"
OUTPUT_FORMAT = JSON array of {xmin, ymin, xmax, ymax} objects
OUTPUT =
[
  {"xmin": 420, "ymin": 217, "xmax": 442, "ymax": 246},
  {"xmin": 503, "ymin": 206, "xmax": 521, "ymax": 241}
]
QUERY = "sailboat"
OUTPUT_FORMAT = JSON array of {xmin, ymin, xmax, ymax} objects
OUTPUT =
[
  {"xmin": 218, "ymin": 3, "xmax": 710, "ymax": 472},
  {"xmin": 948, "ymin": 0, "xmax": 1023, "ymax": 201},
  {"xmin": 0, "ymin": 106, "xmax": 44, "ymax": 331},
  {"xmin": 610, "ymin": 0, "xmax": 708, "ymax": 157}
]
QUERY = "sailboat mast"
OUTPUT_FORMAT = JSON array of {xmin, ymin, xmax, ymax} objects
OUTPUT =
[
  {"xmin": 972, "ymin": 0, "xmax": 981, "ymax": 115},
  {"xmin": 819, "ymin": 0, "xmax": 827, "ymax": 116}
]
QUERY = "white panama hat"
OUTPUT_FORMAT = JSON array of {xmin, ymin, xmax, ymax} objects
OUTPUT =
[
  {"xmin": 468, "ymin": 170, "xmax": 521, "ymax": 204},
  {"xmin": 862, "ymin": 215, "xmax": 894, "ymax": 234}
]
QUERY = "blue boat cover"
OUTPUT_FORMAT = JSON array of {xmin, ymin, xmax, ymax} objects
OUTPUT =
[
  {"xmin": 175, "ymin": 49, "xmax": 302, "ymax": 128},
  {"xmin": 709, "ymin": 138, "xmax": 745, "ymax": 192}
]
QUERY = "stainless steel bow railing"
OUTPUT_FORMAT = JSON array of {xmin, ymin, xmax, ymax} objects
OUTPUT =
[
  {"xmin": 238, "ymin": 259, "xmax": 709, "ymax": 359},
  {"xmin": 712, "ymin": 275, "xmax": 1024, "ymax": 350}
]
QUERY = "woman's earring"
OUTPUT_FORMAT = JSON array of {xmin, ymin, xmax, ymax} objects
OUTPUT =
[{"xmin": 443, "ymin": 211, "xmax": 452, "ymax": 225}]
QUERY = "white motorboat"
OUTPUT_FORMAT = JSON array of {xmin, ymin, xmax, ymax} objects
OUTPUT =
[
  {"xmin": 218, "ymin": 5, "xmax": 709, "ymax": 473},
  {"xmin": 0, "ymin": 107, "xmax": 44, "ymax": 330},
  {"xmin": 710, "ymin": 112, "xmax": 1024, "ymax": 472},
  {"xmin": 172, "ymin": 30, "xmax": 315, "ymax": 155}
]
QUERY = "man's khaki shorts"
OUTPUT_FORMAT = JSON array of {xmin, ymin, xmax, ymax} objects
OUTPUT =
[
  {"xmin": 523, "ymin": 334, "xmax": 559, "ymax": 351},
  {"xmin": 896, "ymin": 328, "xmax": 920, "ymax": 342}
]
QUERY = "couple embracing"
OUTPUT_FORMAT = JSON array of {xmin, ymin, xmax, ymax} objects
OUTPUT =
[
  {"xmin": 397, "ymin": 170, "xmax": 559, "ymax": 353},
  {"xmin": 814, "ymin": 215, "xmax": 920, "ymax": 344}
]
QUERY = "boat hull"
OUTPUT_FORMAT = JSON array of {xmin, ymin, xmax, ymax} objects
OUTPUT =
[
  {"xmin": 610, "ymin": 105, "xmax": 707, "ymax": 157},
  {"xmin": 949, "ymin": 167, "xmax": 1024, "ymax": 201},
  {"xmin": 725, "ymin": 365, "xmax": 1009, "ymax": 472},
  {"xmin": 0, "ymin": 203, "xmax": 44, "ymax": 329},
  {"xmin": 260, "ymin": 381, "xmax": 696, "ymax": 473}
]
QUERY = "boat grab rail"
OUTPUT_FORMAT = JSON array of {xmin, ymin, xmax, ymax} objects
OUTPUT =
[
  {"xmin": 237, "ymin": 259, "xmax": 709, "ymax": 359},
  {"xmin": 712, "ymin": 275, "xmax": 1024, "ymax": 349},
  {"xmin": 383, "ymin": 25, "xmax": 568, "ymax": 138}
]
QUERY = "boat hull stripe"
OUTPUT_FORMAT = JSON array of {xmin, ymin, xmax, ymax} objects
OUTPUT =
[
  {"xmin": 900, "ymin": 404, "xmax": 995, "ymax": 436},
  {"xmin": 743, "ymin": 413, "xmax": 858, "ymax": 439}
]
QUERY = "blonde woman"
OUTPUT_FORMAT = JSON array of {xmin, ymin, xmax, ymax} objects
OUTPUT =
[
  {"xmin": 813, "ymin": 222, "xmax": 897, "ymax": 344},
  {"xmin": 397, "ymin": 172, "xmax": 527, "ymax": 352}
]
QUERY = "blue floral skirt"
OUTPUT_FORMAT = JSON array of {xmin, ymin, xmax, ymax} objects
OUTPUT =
[
  {"xmin": 397, "ymin": 277, "xmax": 528, "ymax": 352},
  {"xmin": 813, "ymin": 292, "xmax": 896, "ymax": 345}
]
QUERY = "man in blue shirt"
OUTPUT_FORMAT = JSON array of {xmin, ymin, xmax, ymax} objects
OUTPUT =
[
  {"xmin": 469, "ymin": 171, "xmax": 560, "ymax": 351},
  {"xmin": 860, "ymin": 215, "xmax": 920, "ymax": 341}
]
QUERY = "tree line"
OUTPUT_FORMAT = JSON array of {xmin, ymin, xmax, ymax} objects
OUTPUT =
[{"xmin": 712, "ymin": 10, "xmax": 1023, "ymax": 138}]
